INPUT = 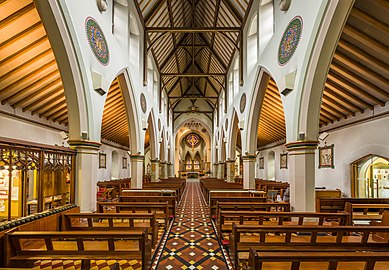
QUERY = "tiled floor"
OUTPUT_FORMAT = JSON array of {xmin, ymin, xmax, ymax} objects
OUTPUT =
[{"xmin": 152, "ymin": 180, "xmax": 232, "ymax": 270}]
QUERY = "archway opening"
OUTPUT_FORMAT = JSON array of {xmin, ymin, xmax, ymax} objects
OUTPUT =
[{"xmin": 351, "ymin": 155, "xmax": 389, "ymax": 198}]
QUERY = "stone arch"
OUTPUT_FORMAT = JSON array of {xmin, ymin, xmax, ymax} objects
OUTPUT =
[
  {"xmin": 34, "ymin": 0, "xmax": 88, "ymax": 141},
  {"xmin": 116, "ymin": 71, "xmax": 141, "ymax": 153},
  {"xmin": 298, "ymin": 1, "xmax": 353, "ymax": 140},
  {"xmin": 245, "ymin": 67, "xmax": 272, "ymax": 154},
  {"xmin": 146, "ymin": 109, "xmax": 158, "ymax": 159},
  {"xmin": 228, "ymin": 109, "xmax": 241, "ymax": 159}
]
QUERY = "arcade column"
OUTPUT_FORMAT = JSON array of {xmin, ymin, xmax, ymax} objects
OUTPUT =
[
  {"xmin": 285, "ymin": 141, "xmax": 318, "ymax": 212},
  {"xmin": 130, "ymin": 154, "xmax": 144, "ymax": 188},
  {"xmin": 242, "ymin": 154, "xmax": 256, "ymax": 189},
  {"xmin": 150, "ymin": 159, "xmax": 160, "ymax": 182},
  {"xmin": 68, "ymin": 140, "xmax": 101, "ymax": 212},
  {"xmin": 226, "ymin": 159, "xmax": 236, "ymax": 182}
]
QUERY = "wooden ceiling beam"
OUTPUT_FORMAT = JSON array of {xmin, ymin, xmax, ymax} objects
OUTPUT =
[
  {"xmin": 146, "ymin": 26, "xmax": 241, "ymax": 32},
  {"xmin": 321, "ymin": 103, "xmax": 346, "ymax": 119},
  {"xmin": 324, "ymin": 84, "xmax": 366, "ymax": 112},
  {"xmin": 22, "ymin": 89, "xmax": 64, "ymax": 112},
  {"xmin": 332, "ymin": 53, "xmax": 389, "ymax": 94},
  {"xmin": 327, "ymin": 72, "xmax": 385, "ymax": 106},
  {"xmin": 319, "ymin": 112, "xmax": 333, "ymax": 124},
  {"xmin": 337, "ymin": 40, "xmax": 389, "ymax": 78},
  {"xmin": 322, "ymin": 93, "xmax": 356, "ymax": 116},
  {"xmin": 220, "ymin": 0, "xmax": 243, "ymax": 23},
  {"xmin": 0, "ymin": 21, "xmax": 42, "ymax": 47},
  {"xmin": 343, "ymin": 24, "xmax": 388, "ymax": 57},
  {"xmin": 349, "ymin": 6, "xmax": 389, "ymax": 34},
  {"xmin": 161, "ymin": 73, "xmax": 224, "ymax": 77},
  {"xmin": 10, "ymin": 77, "xmax": 62, "ymax": 108},
  {"xmin": 144, "ymin": 0, "xmax": 166, "ymax": 25},
  {"xmin": 43, "ymin": 103, "xmax": 67, "ymax": 119},
  {"xmin": 320, "ymin": 107, "xmax": 340, "ymax": 122},
  {"xmin": 0, "ymin": 2, "xmax": 34, "ymax": 28}
]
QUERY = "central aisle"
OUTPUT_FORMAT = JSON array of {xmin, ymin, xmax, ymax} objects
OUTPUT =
[{"xmin": 152, "ymin": 180, "xmax": 231, "ymax": 270}]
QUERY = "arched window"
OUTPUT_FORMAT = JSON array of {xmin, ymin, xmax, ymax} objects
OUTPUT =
[
  {"xmin": 233, "ymin": 58, "xmax": 239, "ymax": 97},
  {"xmin": 259, "ymin": 0, "xmax": 274, "ymax": 56},
  {"xmin": 129, "ymin": 13, "xmax": 140, "ymax": 67},
  {"xmin": 247, "ymin": 14, "xmax": 258, "ymax": 73},
  {"xmin": 112, "ymin": 1, "xmax": 127, "ymax": 49}
]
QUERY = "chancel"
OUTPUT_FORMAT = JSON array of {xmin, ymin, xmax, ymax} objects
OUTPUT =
[{"xmin": 0, "ymin": 0, "xmax": 388, "ymax": 269}]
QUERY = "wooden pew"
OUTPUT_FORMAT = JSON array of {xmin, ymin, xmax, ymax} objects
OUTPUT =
[
  {"xmin": 6, "ymin": 230, "xmax": 151, "ymax": 270},
  {"xmin": 255, "ymin": 179, "xmax": 289, "ymax": 198},
  {"xmin": 248, "ymin": 248, "xmax": 389, "ymax": 270},
  {"xmin": 209, "ymin": 197, "xmax": 267, "ymax": 218},
  {"xmin": 316, "ymin": 198, "xmax": 389, "ymax": 213},
  {"xmin": 62, "ymin": 212, "xmax": 159, "ymax": 246},
  {"xmin": 230, "ymin": 224, "xmax": 389, "ymax": 270},
  {"xmin": 344, "ymin": 203, "xmax": 389, "ymax": 225},
  {"xmin": 217, "ymin": 211, "xmax": 348, "ymax": 237},
  {"xmin": 119, "ymin": 196, "xmax": 176, "ymax": 217},
  {"xmin": 97, "ymin": 202, "xmax": 170, "ymax": 226}
]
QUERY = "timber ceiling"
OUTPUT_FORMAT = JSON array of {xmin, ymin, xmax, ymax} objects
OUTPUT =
[
  {"xmin": 320, "ymin": 0, "xmax": 389, "ymax": 127},
  {"xmin": 0, "ymin": 0, "xmax": 68, "ymax": 125},
  {"xmin": 257, "ymin": 78, "xmax": 285, "ymax": 148},
  {"xmin": 135, "ymin": 0, "xmax": 253, "ymax": 114},
  {"xmin": 101, "ymin": 78, "xmax": 130, "ymax": 147}
]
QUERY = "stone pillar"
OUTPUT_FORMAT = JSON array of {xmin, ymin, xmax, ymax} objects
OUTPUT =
[
  {"xmin": 242, "ymin": 154, "xmax": 256, "ymax": 189},
  {"xmin": 286, "ymin": 141, "xmax": 318, "ymax": 212},
  {"xmin": 167, "ymin": 162, "xmax": 174, "ymax": 178},
  {"xmin": 150, "ymin": 159, "xmax": 160, "ymax": 182},
  {"xmin": 218, "ymin": 162, "xmax": 225, "ymax": 180},
  {"xmin": 212, "ymin": 163, "xmax": 218, "ymax": 178},
  {"xmin": 226, "ymin": 159, "xmax": 236, "ymax": 182},
  {"xmin": 130, "ymin": 154, "xmax": 144, "ymax": 188},
  {"xmin": 69, "ymin": 140, "xmax": 101, "ymax": 213},
  {"xmin": 160, "ymin": 161, "xmax": 168, "ymax": 180}
]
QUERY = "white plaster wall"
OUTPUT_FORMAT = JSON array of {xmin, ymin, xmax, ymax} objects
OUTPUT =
[
  {"xmin": 257, "ymin": 144, "xmax": 289, "ymax": 182},
  {"xmin": 315, "ymin": 116, "xmax": 389, "ymax": 196},
  {"xmin": 0, "ymin": 114, "xmax": 67, "ymax": 147},
  {"xmin": 97, "ymin": 144, "xmax": 131, "ymax": 181},
  {"xmin": 256, "ymin": 116, "xmax": 389, "ymax": 196}
]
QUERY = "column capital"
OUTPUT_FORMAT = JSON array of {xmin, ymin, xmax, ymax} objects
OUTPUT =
[
  {"xmin": 285, "ymin": 140, "xmax": 318, "ymax": 154},
  {"xmin": 241, "ymin": 154, "xmax": 257, "ymax": 161},
  {"xmin": 226, "ymin": 159, "xmax": 236, "ymax": 163},
  {"xmin": 150, "ymin": 159, "xmax": 160, "ymax": 163},
  {"xmin": 160, "ymin": 161, "xmax": 168, "ymax": 165},
  {"xmin": 68, "ymin": 139, "xmax": 101, "ymax": 150},
  {"xmin": 130, "ymin": 154, "xmax": 145, "ymax": 161}
]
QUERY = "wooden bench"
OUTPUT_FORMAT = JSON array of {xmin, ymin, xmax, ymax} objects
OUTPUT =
[
  {"xmin": 6, "ymin": 230, "xmax": 151, "ymax": 270},
  {"xmin": 209, "ymin": 197, "xmax": 267, "ymax": 218},
  {"xmin": 345, "ymin": 203, "xmax": 389, "ymax": 225},
  {"xmin": 316, "ymin": 198, "xmax": 389, "ymax": 213},
  {"xmin": 119, "ymin": 196, "xmax": 176, "ymax": 217},
  {"xmin": 230, "ymin": 224, "xmax": 389, "ymax": 270},
  {"xmin": 248, "ymin": 248, "xmax": 389, "ymax": 270},
  {"xmin": 215, "ymin": 201, "xmax": 290, "ymax": 221},
  {"xmin": 217, "ymin": 211, "xmax": 349, "ymax": 237},
  {"xmin": 97, "ymin": 202, "xmax": 170, "ymax": 226},
  {"xmin": 62, "ymin": 212, "xmax": 159, "ymax": 246}
]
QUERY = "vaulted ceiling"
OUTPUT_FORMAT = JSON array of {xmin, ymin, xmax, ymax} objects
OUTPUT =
[
  {"xmin": 257, "ymin": 78, "xmax": 285, "ymax": 148},
  {"xmin": 0, "ymin": 0, "xmax": 68, "ymax": 125},
  {"xmin": 101, "ymin": 78, "xmax": 130, "ymax": 147},
  {"xmin": 320, "ymin": 0, "xmax": 389, "ymax": 127},
  {"xmin": 135, "ymin": 0, "xmax": 253, "ymax": 116}
]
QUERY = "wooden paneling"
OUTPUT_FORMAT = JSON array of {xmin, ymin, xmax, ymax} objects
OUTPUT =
[
  {"xmin": 320, "ymin": 0, "xmax": 389, "ymax": 127},
  {"xmin": 0, "ymin": 0, "xmax": 68, "ymax": 125}
]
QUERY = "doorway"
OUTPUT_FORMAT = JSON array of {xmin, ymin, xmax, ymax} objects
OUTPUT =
[{"xmin": 351, "ymin": 155, "xmax": 389, "ymax": 198}]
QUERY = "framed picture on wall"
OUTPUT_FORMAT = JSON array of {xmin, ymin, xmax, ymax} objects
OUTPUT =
[
  {"xmin": 122, "ymin": 157, "xmax": 127, "ymax": 169},
  {"xmin": 280, "ymin": 153, "xmax": 288, "ymax": 169},
  {"xmin": 319, "ymin": 144, "xmax": 334, "ymax": 168},
  {"xmin": 259, "ymin": 157, "xmax": 264, "ymax": 169},
  {"xmin": 99, "ymin": 153, "xmax": 106, "ymax": 169}
]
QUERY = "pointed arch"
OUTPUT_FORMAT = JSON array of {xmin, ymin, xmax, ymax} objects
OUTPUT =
[
  {"xmin": 228, "ymin": 109, "xmax": 240, "ymax": 159},
  {"xmin": 146, "ymin": 109, "xmax": 158, "ymax": 159}
]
